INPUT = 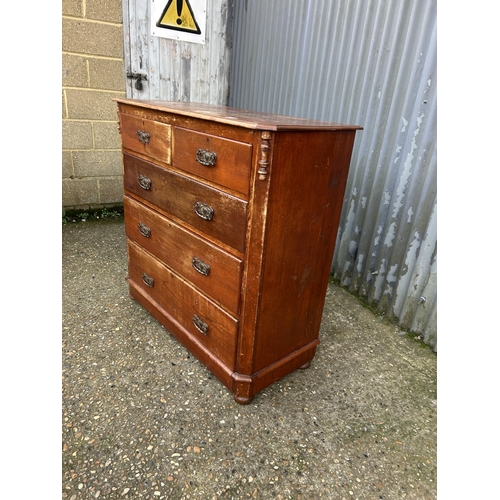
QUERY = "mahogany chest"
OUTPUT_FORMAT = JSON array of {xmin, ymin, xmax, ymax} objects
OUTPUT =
[{"xmin": 115, "ymin": 98, "xmax": 361, "ymax": 403}]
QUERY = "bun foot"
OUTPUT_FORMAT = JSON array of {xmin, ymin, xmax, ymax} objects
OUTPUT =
[
  {"xmin": 299, "ymin": 361, "xmax": 311, "ymax": 370},
  {"xmin": 233, "ymin": 394, "xmax": 254, "ymax": 405}
]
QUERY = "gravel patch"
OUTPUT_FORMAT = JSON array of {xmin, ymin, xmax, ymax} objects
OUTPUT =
[{"xmin": 62, "ymin": 218, "xmax": 436, "ymax": 499}]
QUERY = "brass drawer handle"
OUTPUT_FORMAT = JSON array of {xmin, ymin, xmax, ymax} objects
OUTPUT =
[
  {"xmin": 141, "ymin": 272, "xmax": 154, "ymax": 287},
  {"xmin": 137, "ymin": 129, "xmax": 150, "ymax": 144},
  {"xmin": 138, "ymin": 222, "xmax": 151, "ymax": 238},
  {"xmin": 194, "ymin": 202, "xmax": 214, "ymax": 221},
  {"xmin": 192, "ymin": 257, "xmax": 210, "ymax": 276},
  {"xmin": 138, "ymin": 174, "xmax": 152, "ymax": 190},
  {"xmin": 196, "ymin": 148, "xmax": 217, "ymax": 166},
  {"xmin": 192, "ymin": 314, "xmax": 209, "ymax": 335}
]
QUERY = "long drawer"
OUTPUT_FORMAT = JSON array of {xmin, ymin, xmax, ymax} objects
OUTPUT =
[
  {"xmin": 123, "ymin": 153, "xmax": 248, "ymax": 253},
  {"xmin": 173, "ymin": 127, "xmax": 252, "ymax": 196},
  {"xmin": 127, "ymin": 240, "xmax": 238, "ymax": 369},
  {"xmin": 120, "ymin": 113, "xmax": 172, "ymax": 164},
  {"xmin": 124, "ymin": 195, "xmax": 243, "ymax": 315}
]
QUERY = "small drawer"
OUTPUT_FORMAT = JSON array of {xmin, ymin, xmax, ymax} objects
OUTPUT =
[
  {"xmin": 120, "ymin": 113, "xmax": 172, "ymax": 164},
  {"xmin": 174, "ymin": 127, "xmax": 252, "ymax": 196},
  {"xmin": 123, "ymin": 153, "xmax": 248, "ymax": 253},
  {"xmin": 124, "ymin": 195, "xmax": 243, "ymax": 315},
  {"xmin": 127, "ymin": 240, "xmax": 238, "ymax": 369}
]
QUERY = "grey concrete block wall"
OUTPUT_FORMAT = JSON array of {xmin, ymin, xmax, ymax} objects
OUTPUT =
[{"xmin": 62, "ymin": 0, "xmax": 125, "ymax": 210}]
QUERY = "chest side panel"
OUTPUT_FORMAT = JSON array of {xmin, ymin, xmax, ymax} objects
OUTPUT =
[{"xmin": 251, "ymin": 130, "xmax": 357, "ymax": 372}]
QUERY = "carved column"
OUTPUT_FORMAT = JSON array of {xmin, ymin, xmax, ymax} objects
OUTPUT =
[{"xmin": 258, "ymin": 131, "xmax": 272, "ymax": 180}]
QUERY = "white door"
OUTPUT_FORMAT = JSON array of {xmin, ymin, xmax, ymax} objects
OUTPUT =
[{"xmin": 122, "ymin": 0, "xmax": 233, "ymax": 104}]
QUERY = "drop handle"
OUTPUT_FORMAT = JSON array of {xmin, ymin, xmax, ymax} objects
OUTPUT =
[
  {"xmin": 194, "ymin": 202, "xmax": 214, "ymax": 221},
  {"xmin": 196, "ymin": 148, "xmax": 217, "ymax": 166},
  {"xmin": 136, "ymin": 130, "xmax": 150, "ymax": 144},
  {"xmin": 138, "ymin": 222, "xmax": 151, "ymax": 238},
  {"xmin": 138, "ymin": 174, "xmax": 152, "ymax": 190},
  {"xmin": 141, "ymin": 272, "xmax": 154, "ymax": 287},
  {"xmin": 192, "ymin": 314, "xmax": 209, "ymax": 335},
  {"xmin": 192, "ymin": 257, "xmax": 210, "ymax": 276}
]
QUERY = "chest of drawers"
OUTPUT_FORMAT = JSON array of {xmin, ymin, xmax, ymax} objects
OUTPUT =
[{"xmin": 115, "ymin": 98, "xmax": 361, "ymax": 404}]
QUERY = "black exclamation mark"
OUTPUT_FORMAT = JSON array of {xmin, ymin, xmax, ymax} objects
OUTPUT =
[{"xmin": 176, "ymin": 0, "xmax": 183, "ymax": 25}]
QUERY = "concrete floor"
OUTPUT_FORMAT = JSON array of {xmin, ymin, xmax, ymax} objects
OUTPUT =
[{"xmin": 62, "ymin": 217, "xmax": 437, "ymax": 499}]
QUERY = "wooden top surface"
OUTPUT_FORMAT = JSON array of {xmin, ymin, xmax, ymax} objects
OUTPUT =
[{"xmin": 114, "ymin": 98, "xmax": 363, "ymax": 132}]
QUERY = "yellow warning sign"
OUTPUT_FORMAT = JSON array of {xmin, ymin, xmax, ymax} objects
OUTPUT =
[{"xmin": 156, "ymin": 0, "xmax": 201, "ymax": 34}]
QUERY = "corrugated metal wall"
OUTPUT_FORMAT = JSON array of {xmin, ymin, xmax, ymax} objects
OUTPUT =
[
  {"xmin": 229, "ymin": 0, "xmax": 437, "ymax": 350},
  {"xmin": 122, "ymin": 0, "xmax": 233, "ymax": 104}
]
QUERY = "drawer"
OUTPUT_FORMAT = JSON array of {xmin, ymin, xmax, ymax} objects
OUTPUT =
[
  {"xmin": 120, "ymin": 113, "xmax": 172, "ymax": 164},
  {"xmin": 124, "ymin": 195, "xmax": 243, "ymax": 315},
  {"xmin": 174, "ymin": 127, "xmax": 252, "ymax": 196},
  {"xmin": 123, "ymin": 153, "xmax": 248, "ymax": 253},
  {"xmin": 127, "ymin": 240, "xmax": 238, "ymax": 369}
]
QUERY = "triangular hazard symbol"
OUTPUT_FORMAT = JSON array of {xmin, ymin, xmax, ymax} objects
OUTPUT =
[{"xmin": 156, "ymin": 0, "xmax": 201, "ymax": 34}]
